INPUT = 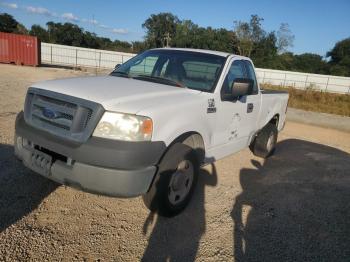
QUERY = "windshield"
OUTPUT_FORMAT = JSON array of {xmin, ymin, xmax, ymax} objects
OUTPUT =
[{"xmin": 111, "ymin": 50, "xmax": 226, "ymax": 92}]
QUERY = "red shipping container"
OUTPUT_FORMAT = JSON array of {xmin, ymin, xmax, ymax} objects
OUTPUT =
[{"xmin": 0, "ymin": 32, "xmax": 41, "ymax": 66}]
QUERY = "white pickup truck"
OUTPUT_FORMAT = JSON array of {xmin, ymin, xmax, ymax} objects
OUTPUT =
[{"xmin": 15, "ymin": 48, "xmax": 288, "ymax": 216}]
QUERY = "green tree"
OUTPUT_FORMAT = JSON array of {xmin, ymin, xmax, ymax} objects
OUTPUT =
[
  {"xmin": 273, "ymin": 52, "xmax": 295, "ymax": 70},
  {"xmin": 277, "ymin": 23, "xmax": 294, "ymax": 53},
  {"xmin": 172, "ymin": 20, "xmax": 198, "ymax": 48},
  {"xmin": 234, "ymin": 15, "xmax": 265, "ymax": 57},
  {"xmin": 46, "ymin": 22, "xmax": 84, "ymax": 46},
  {"xmin": 0, "ymin": 13, "xmax": 19, "ymax": 33},
  {"xmin": 214, "ymin": 28, "xmax": 238, "ymax": 53},
  {"xmin": 293, "ymin": 53, "xmax": 328, "ymax": 74},
  {"xmin": 97, "ymin": 37, "xmax": 114, "ymax": 50},
  {"xmin": 142, "ymin": 13, "xmax": 180, "ymax": 48},
  {"xmin": 327, "ymin": 38, "xmax": 350, "ymax": 76},
  {"xmin": 251, "ymin": 32, "xmax": 278, "ymax": 68},
  {"xmin": 131, "ymin": 41, "xmax": 147, "ymax": 53},
  {"xmin": 234, "ymin": 20, "xmax": 253, "ymax": 56},
  {"xmin": 46, "ymin": 21, "xmax": 58, "ymax": 43},
  {"xmin": 16, "ymin": 23, "xmax": 28, "ymax": 34},
  {"xmin": 82, "ymin": 32, "xmax": 100, "ymax": 49},
  {"xmin": 250, "ymin": 15, "xmax": 265, "ymax": 42},
  {"xmin": 113, "ymin": 39, "xmax": 132, "ymax": 52},
  {"xmin": 270, "ymin": 52, "xmax": 329, "ymax": 73},
  {"xmin": 0, "ymin": 13, "xmax": 27, "ymax": 34},
  {"xmin": 29, "ymin": 24, "xmax": 50, "ymax": 42}
]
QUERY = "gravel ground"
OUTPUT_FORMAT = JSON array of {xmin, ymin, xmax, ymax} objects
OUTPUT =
[
  {"xmin": 287, "ymin": 108, "xmax": 350, "ymax": 132},
  {"xmin": 0, "ymin": 64, "xmax": 349, "ymax": 261}
]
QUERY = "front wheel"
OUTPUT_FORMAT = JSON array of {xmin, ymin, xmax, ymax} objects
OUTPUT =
[{"xmin": 142, "ymin": 143, "xmax": 199, "ymax": 217}]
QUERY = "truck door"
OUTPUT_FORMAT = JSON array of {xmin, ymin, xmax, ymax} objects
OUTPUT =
[
  {"xmin": 213, "ymin": 59, "xmax": 248, "ymax": 151},
  {"xmin": 213, "ymin": 59, "xmax": 261, "ymax": 155},
  {"xmin": 240, "ymin": 60, "xmax": 261, "ymax": 142}
]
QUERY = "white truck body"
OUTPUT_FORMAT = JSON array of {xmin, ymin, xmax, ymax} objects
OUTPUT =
[{"xmin": 15, "ymin": 48, "xmax": 289, "ymax": 202}]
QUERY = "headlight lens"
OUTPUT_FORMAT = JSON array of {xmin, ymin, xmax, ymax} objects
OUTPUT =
[{"xmin": 93, "ymin": 112, "xmax": 153, "ymax": 141}]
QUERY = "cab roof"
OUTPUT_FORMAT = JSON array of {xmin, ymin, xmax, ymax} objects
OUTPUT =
[{"xmin": 152, "ymin": 47, "xmax": 232, "ymax": 58}]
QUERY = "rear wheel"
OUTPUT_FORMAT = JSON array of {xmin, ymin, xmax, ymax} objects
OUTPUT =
[
  {"xmin": 142, "ymin": 143, "xmax": 199, "ymax": 217},
  {"xmin": 250, "ymin": 123, "xmax": 278, "ymax": 158}
]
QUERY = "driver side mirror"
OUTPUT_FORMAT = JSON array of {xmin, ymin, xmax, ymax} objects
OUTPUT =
[
  {"xmin": 114, "ymin": 64, "xmax": 121, "ymax": 70},
  {"xmin": 231, "ymin": 78, "xmax": 253, "ymax": 99}
]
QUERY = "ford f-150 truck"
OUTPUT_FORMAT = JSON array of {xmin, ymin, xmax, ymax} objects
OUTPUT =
[{"xmin": 15, "ymin": 48, "xmax": 289, "ymax": 216}]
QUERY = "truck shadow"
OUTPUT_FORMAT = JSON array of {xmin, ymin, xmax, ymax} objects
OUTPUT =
[
  {"xmin": 0, "ymin": 144, "xmax": 57, "ymax": 232},
  {"xmin": 141, "ymin": 163, "xmax": 218, "ymax": 261},
  {"xmin": 232, "ymin": 139, "xmax": 350, "ymax": 261}
]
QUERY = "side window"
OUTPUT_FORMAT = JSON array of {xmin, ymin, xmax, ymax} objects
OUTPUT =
[
  {"xmin": 244, "ymin": 60, "xmax": 259, "ymax": 94},
  {"xmin": 222, "ymin": 60, "xmax": 246, "ymax": 94}
]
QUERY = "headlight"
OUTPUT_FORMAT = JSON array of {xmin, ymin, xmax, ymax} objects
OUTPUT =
[{"xmin": 93, "ymin": 112, "xmax": 153, "ymax": 141}]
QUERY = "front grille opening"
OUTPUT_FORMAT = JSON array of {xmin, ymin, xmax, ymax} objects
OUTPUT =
[
  {"xmin": 32, "ymin": 115, "xmax": 71, "ymax": 131},
  {"xmin": 35, "ymin": 145, "xmax": 68, "ymax": 163},
  {"xmin": 32, "ymin": 104, "xmax": 74, "ymax": 121},
  {"xmin": 60, "ymin": 112, "xmax": 74, "ymax": 121},
  {"xmin": 37, "ymin": 95, "xmax": 77, "ymax": 109}
]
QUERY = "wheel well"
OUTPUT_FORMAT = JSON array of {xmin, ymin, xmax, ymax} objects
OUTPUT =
[
  {"xmin": 148, "ymin": 132, "xmax": 205, "ymax": 194},
  {"xmin": 171, "ymin": 132, "xmax": 205, "ymax": 164},
  {"xmin": 269, "ymin": 114, "xmax": 279, "ymax": 127},
  {"xmin": 250, "ymin": 114, "xmax": 280, "ymax": 149}
]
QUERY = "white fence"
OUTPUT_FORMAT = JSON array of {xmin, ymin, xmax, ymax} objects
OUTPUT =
[
  {"xmin": 41, "ymin": 42, "xmax": 350, "ymax": 94},
  {"xmin": 255, "ymin": 68, "xmax": 350, "ymax": 94},
  {"xmin": 41, "ymin": 42, "xmax": 136, "ymax": 69}
]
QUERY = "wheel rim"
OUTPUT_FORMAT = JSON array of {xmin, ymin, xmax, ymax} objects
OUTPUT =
[
  {"xmin": 266, "ymin": 132, "xmax": 275, "ymax": 152},
  {"xmin": 168, "ymin": 160, "xmax": 194, "ymax": 205}
]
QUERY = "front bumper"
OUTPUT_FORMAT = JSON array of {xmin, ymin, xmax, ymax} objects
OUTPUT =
[{"xmin": 15, "ymin": 112, "xmax": 166, "ymax": 197}]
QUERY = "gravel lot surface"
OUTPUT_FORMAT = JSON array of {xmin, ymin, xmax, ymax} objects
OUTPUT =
[
  {"xmin": 287, "ymin": 108, "xmax": 350, "ymax": 132},
  {"xmin": 0, "ymin": 64, "xmax": 349, "ymax": 261}
]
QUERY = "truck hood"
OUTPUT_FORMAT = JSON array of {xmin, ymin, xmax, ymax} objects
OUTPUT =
[{"xmin": 33, "ymin": 76, "xmax": 201, "ymax": 114}]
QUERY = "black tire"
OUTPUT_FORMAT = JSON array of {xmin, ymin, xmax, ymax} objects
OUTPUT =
[
  {"xmin": 250, "ymin": 123, "xmax": 278, "ymax": 158},
  {"xmin": 142, "ymin": 143, "xmax": 199, "ymax": 217}
]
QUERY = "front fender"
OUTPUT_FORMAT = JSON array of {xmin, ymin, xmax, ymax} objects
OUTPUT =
[{"xmin": 157, "ymin": 122, "xmax": 210, "ymax": 151}]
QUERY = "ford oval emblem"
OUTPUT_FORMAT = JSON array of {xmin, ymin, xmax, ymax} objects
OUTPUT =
[{"xmin": 42, "ymin": 108, "xmax": 57, "ymax": 119}]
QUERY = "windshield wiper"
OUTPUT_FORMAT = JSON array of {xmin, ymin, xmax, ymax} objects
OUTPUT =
[
  {"xmin": 133, "ymin": 75, "xmax": 186, "ymax": 88},
  {"xmin": 110, "ymin": 71, "xmax": 130, "ymax": 78}
]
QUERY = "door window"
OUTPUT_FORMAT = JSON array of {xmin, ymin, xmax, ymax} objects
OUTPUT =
[
  {"xmin": 243, "ymin": 60, "xmax": 259, "ymax": 94},
  {"xmin": 221, "ymin": 60, "xmax": 246, "ymax": 94}
]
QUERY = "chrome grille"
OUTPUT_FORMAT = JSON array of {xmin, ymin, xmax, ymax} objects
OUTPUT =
[{"xmin": 24, "ymin": 88, "xmax": 104, "ymax": 143}]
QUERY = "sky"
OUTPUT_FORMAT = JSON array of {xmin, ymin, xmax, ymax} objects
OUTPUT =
[{"xmin": 1, "ymin": 0, "xmax": 349, "ymax": 56}]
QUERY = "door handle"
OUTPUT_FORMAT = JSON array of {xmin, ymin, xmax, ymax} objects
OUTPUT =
[{"xmin": 247, "ymin": 103, "xmax": 254, "ymax": 113}]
